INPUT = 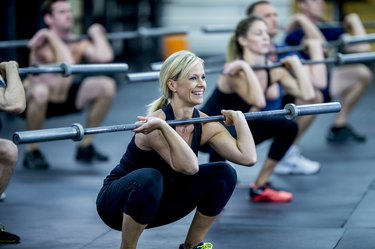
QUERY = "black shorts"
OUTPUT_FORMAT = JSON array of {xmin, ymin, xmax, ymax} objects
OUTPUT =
[{"xmin": 18, "ymin": 82, "xmax": 82, "ymax": 119}]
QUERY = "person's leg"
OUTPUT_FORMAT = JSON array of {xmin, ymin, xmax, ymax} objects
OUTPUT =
[
  {"xmin": 97, "ymin": 168, "xmax": 164, "ymax": 249},
  {"xmin": 75, "ymin": 76, "xmax": 116, "ymax": 162},
  {"xmin": 25, "ymin": 84, "xmax": 49, "ymax": 152},
  {"xmin": 177, "ymin": 162, "xmax": 237, "ymax": 248},
  {"xmin": 249, "ymin": 118, "xmax": 297, "ymax": 202},
  {"xmin": 275, "ymin": 90, "xmax": 323, "ymax": 175},
  {"xmin": 23, "ymin": 84, "xmax": 50, "ymax": 169},
  {"xmin": 182, "ymin": 211, "xmax": 217, "ymax": 249},
  {"xmin": 327, "ymin": 64, "xmax": 372, "ymax": 143},
  {"xmin": 294, "ymin": 89, "xmax": 324, "ymax": 144},
  {"xmin": 254, "ymin": 158, "xmax": 278, "ymax": 187},
  {"xmin": 120, "ymin": 214, "xmax": 147, "ymax": 249},
  {"xmin": 0, "ymin": 139, "xmax": 21, "ymax": 243},
  {"xmin": 75, "ymin": 76, "xmax": 116, "ymax": 146},
  {"xmin": 0, "ymin": 140, "xmax": 18, "ymax": 195}
]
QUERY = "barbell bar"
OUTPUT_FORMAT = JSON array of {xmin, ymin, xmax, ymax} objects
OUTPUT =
[
  {"xmin": 0, "ymin": 26, "xmax": 189, "ymax": 49},
  {"xmin": 273, "ymin": 34, "xmax": 375, "ymax": 54},
  {"xmin": 0, "ymin": 63, "xmax": 129, "ymax": 87},
  {"xmin": 150, "ymin": 54, "xmax": 227, "ymax": 71},
  {"xmin": 202, "ymin": 24, "xmax": 375, "ymax": 54},
  {"xmin": 19, "ymin": 63, "xmax": 129, "ymax": 77},
  {"xmin": 13, "ymin": 102, "xmax": 341, "ymax": 145},
  {"xmin": 127, "ymin": 52, "xmax": 375, "ymax": 83}
]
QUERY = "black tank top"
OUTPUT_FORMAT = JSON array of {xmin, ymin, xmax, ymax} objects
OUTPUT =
[
  {"xmin": 201, "ymin": 58, "xmax": 275, "ymax": 116},
  {"xmin": 103, "ymin": 104, "xmax": 202, "ymax": 184},
  {"xmin": 201, "ymin": 88, "xmax": 251, "ymax": 115}
]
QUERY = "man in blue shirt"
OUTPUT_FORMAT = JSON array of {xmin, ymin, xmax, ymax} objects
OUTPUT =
[{"xmin": 285, "ymin": 0, "xmax": 372, "ymax": 145}]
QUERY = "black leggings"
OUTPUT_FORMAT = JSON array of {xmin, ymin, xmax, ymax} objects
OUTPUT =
[
  {"xmin": 96, "ymin": 162, "xmax": 237, "ymax": 231},
  {"xmin": 206, "ymin": 117, "xmax": 298, "ymax": 162}
]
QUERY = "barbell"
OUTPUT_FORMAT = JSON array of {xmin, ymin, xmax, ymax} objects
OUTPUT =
[
  {"xmin": 0, "ymin": 63, "xmax": 129, "ymax": 87},
  {"xmin": 202, "ymin": 24, "xmax": 375, "ymax": 54},
  {"xmin": 13, "ymin": 102, "xmax": 341, "ymax": 145},
  {"xmin": 127, "ymin": 52, "xmax": 375, "ymax": 83},
  {"xmin": 273, "ymin": 34, "xmax": 375, "ymax": 54},
  {"xmin": 0, "ymin": 26, "xmax": 189, "ymax": 49},
  {"xmin": 17, "ymin": 63, "xmax": 129, "ymax": 77}
]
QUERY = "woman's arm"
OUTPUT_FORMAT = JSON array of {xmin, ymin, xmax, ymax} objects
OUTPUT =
[
  {"xmin": 276, "ymin": 55, "xmax": 315, "ymax": 100},
  {"xmin": 134, "ymin": 114, "xmax": 199, "ymax": 175},
  {"xmin": 219, "ymin": 60, "xmax": 266, "ymax": 109},
  {"xmin": 201, "ymin": 110, "xmax": 256, "ymax": 166},
  {"xmin": 303, "ymin": 38, "xmax": 327, "ymax": 89}
]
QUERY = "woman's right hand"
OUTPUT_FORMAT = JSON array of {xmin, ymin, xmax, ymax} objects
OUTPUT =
[
  {"xmin": 133, "ymin": 116, "xmax": 165, "ymax": 134},
  {"xmin": 222, "ymin": 60, "xmax": 248, "ymax": 76},
  {"xmin": 222, "ymin": 109, "xmax": 245, "ymax": 126}
]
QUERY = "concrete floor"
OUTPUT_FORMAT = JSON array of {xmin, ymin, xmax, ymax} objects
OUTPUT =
[{"xmin": 0, "ymin": 70, "xmax": 374, "ymax": 249}]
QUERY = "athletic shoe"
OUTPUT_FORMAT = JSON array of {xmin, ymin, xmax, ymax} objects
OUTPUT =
[
  {"xmin": 0, "ymin": 225, "xmax": 20, "ymax": 244},
  {"xmin": 327, "ymin": 125, "xmax": 366, "ymax": 144},
  {"xmin": 23, "ymin": 150, "xmax": 50, "ymax": 169},
  {"xmin": 75, "ymin": 144, "xmax": 109, "ymax": 163},
  {"xmin": 0, "ymin": 193, "xmax": 6, "ymax": 202},
  {"xmin": 249, "ymin": 182, "xmax": 293, "ymax": 203},
  {"xmin": 179, "ymin": 242, "xmax": 213, "ymax": 249},
  {"xmin": 274, "ymin": 145, "xmax": 320, "ymax": 175}
]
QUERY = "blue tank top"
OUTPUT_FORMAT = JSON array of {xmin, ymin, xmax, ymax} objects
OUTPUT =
[{"xmin": 103, "ymin": 104, "xmax": 202, "ymax": 184}]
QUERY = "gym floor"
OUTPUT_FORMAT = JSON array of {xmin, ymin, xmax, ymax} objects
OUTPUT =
[{"xmin": 0, "ymin": 68, "xmax": 374, "ymax": 249}]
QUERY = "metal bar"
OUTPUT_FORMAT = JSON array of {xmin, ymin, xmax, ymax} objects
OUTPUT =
[
  {"xmin": 128, "ymin": 52, "xmax": 375, "ymax": 83},
  {"xmin": 150, "ymin": 54, "xmax": 227, "ymax": 71},
  {"xmin": 17, "ymin": 63, "xmax": 129, "ymax": 77},
  {"xmin": 341, "ymin": 33, "xmax": 375, "ymax": 46},
  {"xmin": 127, "ymin": 71, "xmax": 160, "ymax": 82},
  {"xmin": 0, "ymin": 39, "xmax": 29, "ymax": 49},
  {"xmin": 0, "ymin": 26, "xmax": 189, "ymax": 49},
  {"xmin": 13, "ymin": 124, "xmax": 85, "ymax": 144},
  {"xmin": 201, "ymin": 24, "xmax": 375, "ymax": 54},
  {"xmin": 201, "ymin": 24, "xmax": 235, "ymax": 33},
  {"xmin": 13, "ymin": 102, "xmax": 341, "ymax": 144}
]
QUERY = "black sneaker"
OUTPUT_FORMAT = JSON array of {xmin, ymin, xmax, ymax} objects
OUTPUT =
[
  {"xmin": 327, "ymin": 125, "xmax": 366, "ymax": 144},
  {"xmin": 0, "ymin": 225, "xmax": 20, "ymax": 244},
  {"xmin": 179, "ymin": 242, "xmax": 213, "ymax": 249},
  {"xmin": 0, "ymin": 193, "xmax": 6, "ymax": 202},
  {"xmin": 75, "ymin": 144, "xmax": 109, "ymax": 163},
  {"xmin": 23, "ymin": 150, "xmax": 50, "ymax": 169}
]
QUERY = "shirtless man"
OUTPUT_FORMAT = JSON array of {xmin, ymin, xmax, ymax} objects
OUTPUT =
[{"xmin": 23, "ymin": 0, "xmax": 116, "ymax": 169}]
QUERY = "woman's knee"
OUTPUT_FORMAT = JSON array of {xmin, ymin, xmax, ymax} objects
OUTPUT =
[
  {"xmin": 278, "ymin": 119, "xmax": 298, "ymax": 138},
  {"xmin": 138, "ymin": 168, "xmax": 163, "ymax": 191},
  {"xmin": 207, "ymin": 162, "xmax": 237, "ymax": 187}
]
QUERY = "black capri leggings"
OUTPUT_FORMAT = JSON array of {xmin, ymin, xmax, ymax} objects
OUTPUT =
[
  {"xmin": 96, "ymin": 162, "xmax": 237, "ymax": 231},
  {"xmin": 207, "ymin": 117, "xmax": 298, "ymax": 162}
]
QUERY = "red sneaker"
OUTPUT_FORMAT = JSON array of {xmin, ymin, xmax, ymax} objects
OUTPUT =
[{"xmin": 249, "ymin": 182, "xmax": 293, "ymax": 203}]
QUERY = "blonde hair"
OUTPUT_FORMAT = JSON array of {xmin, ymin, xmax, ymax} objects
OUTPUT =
[
  {"xmin": 146, "ymin": 50, "xmax": 204, "ymax": 114},
  {"xmin": 226, "ymin": 15, "xmax": 265, "ymax": 62}
]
